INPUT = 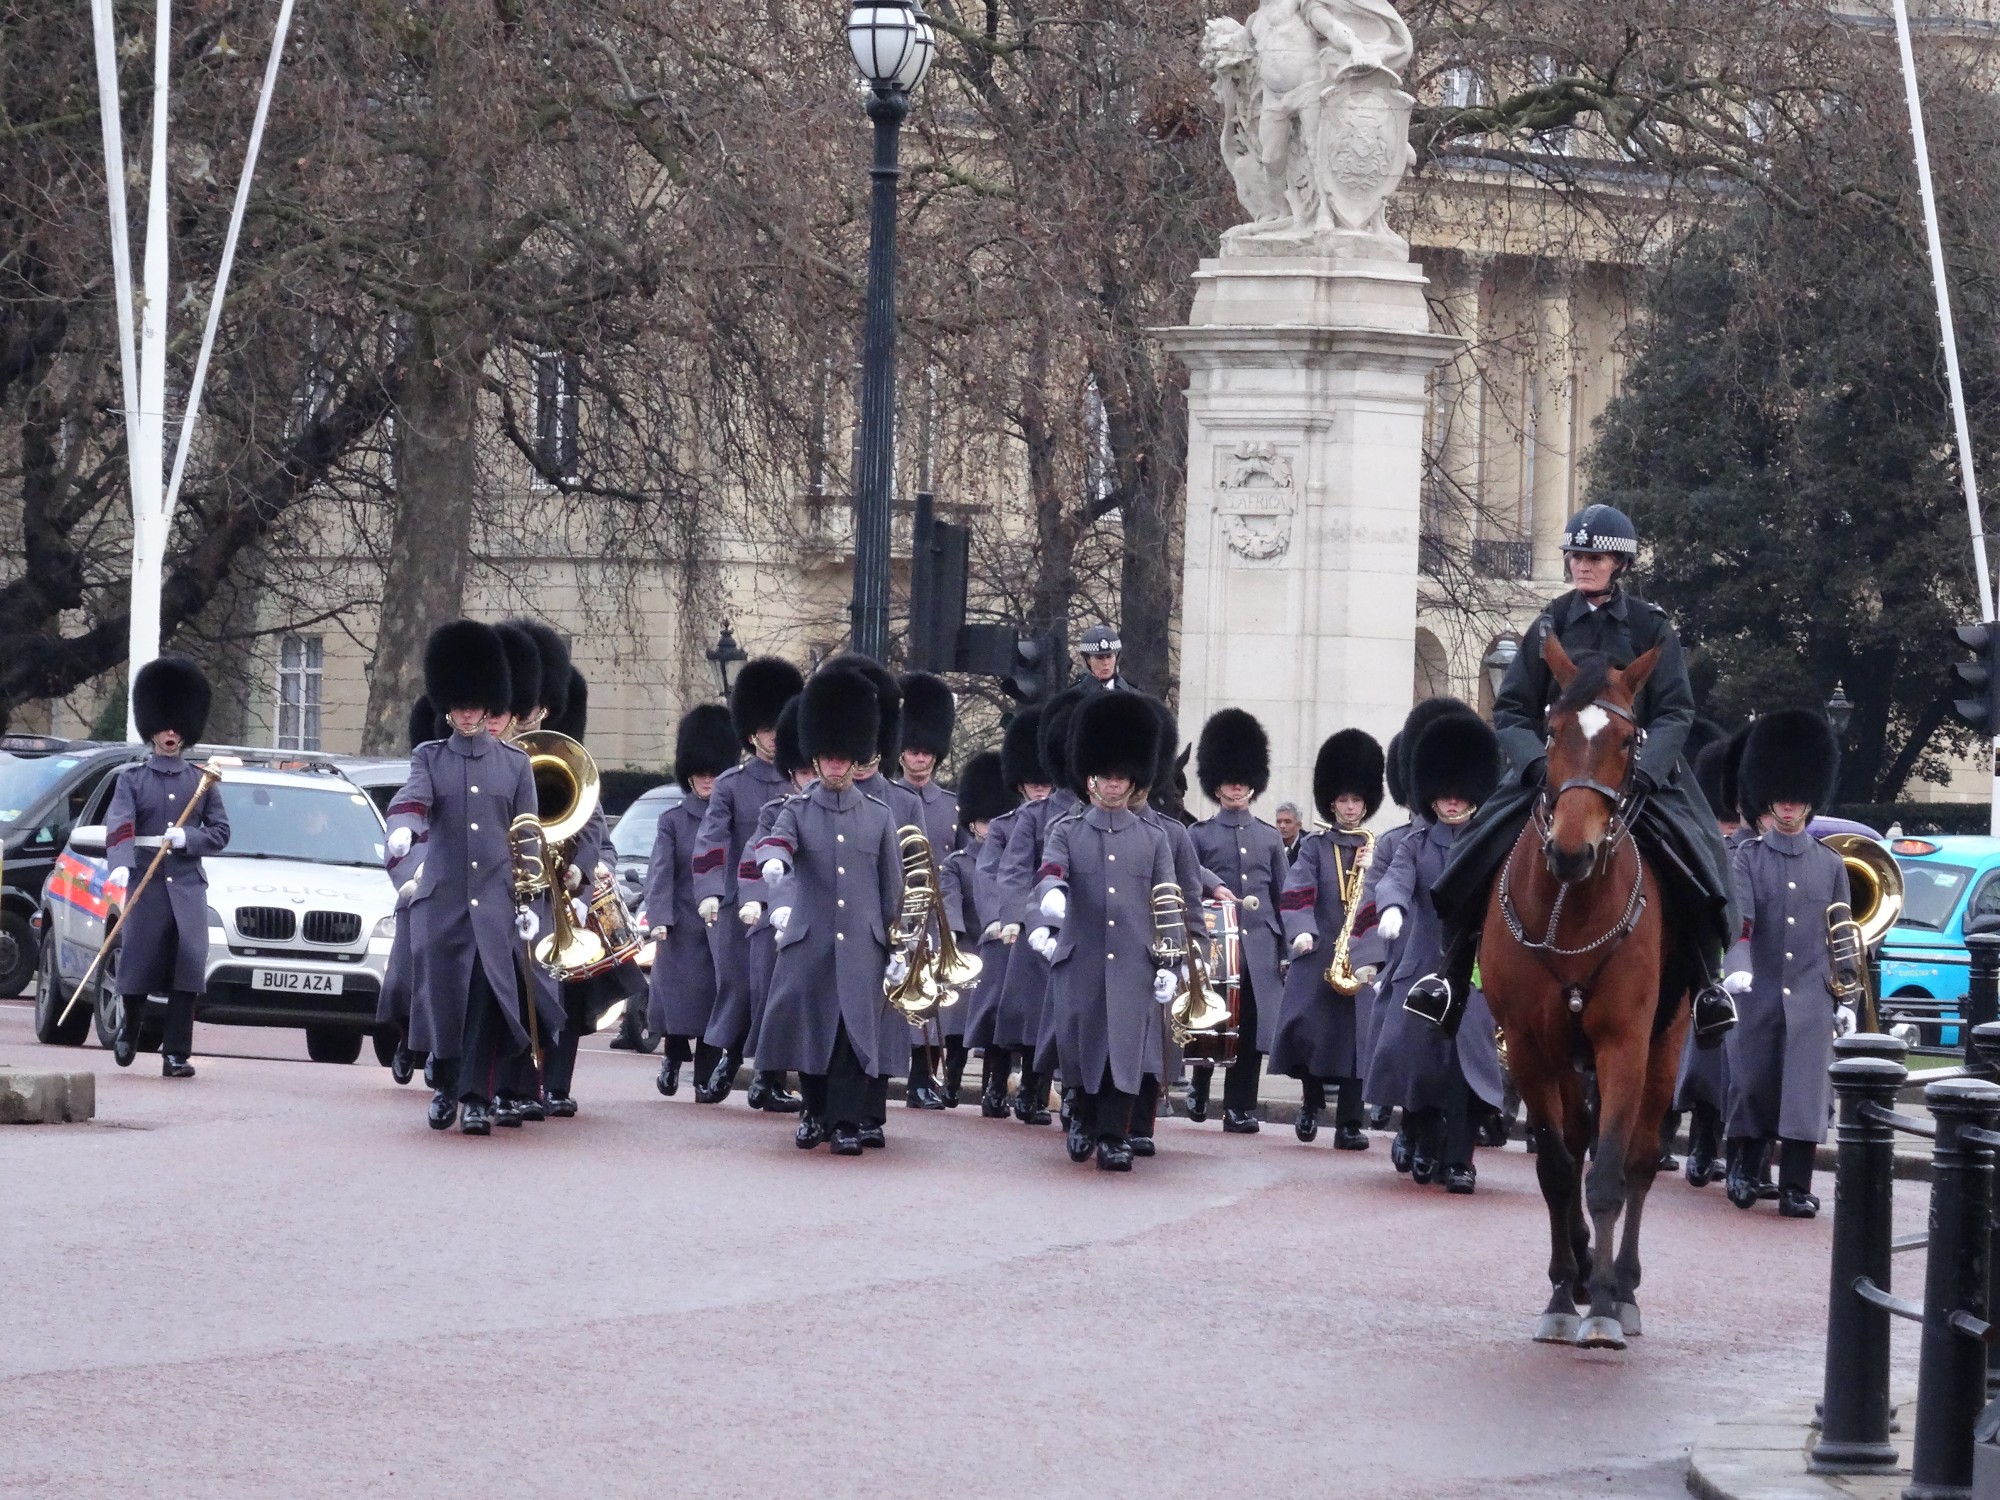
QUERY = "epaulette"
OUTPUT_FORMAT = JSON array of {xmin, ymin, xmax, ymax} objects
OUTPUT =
[{"xmin": 1644, "ymin": 599, "xmax": 1667, "ymax": 616}]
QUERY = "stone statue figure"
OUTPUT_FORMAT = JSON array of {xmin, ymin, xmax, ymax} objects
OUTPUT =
[{"xmin": 1200, "ymin": 0, "xmax": 1418, "ymax": 259}]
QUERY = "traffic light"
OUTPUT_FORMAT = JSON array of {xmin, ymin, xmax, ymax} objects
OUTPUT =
[
  {"xmin": 1005, "ymin": 626, "xmax": 1066, "ymax": 705},
  {"xmin": 1950, "ymin": 622, "xmax": 2000, "ymax": 734}
]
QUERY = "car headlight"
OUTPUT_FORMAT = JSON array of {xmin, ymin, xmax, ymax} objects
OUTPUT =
[
  {"xmin": 372, "ymin": 914, "xmax": 397, "ymax": 941},
  {"xmin": 207, "ymin": 905, "xmax": 227, "ymax": 933}
]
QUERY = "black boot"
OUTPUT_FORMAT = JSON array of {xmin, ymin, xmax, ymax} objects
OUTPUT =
[
  {"xmin": 980, "ymin": 1065, "xmax": 1010, "ymax": 1119},
  {"xmin": 1333, "ymin": 1123, "xmax": 1370, "ymax": 1151},
  {"xmin": 1015, "ymin": 1073, "xmax": 1051, "ymax": 1125},
  {"xmin": 1222, "ymin": 1108, "xmax": 1260, "ymax": 1134},
  {"xmin": 1684, "ymin": 1108, "xmax": 1721, "ymax": 1187},
  {"xmin": 656, "ymin": 1056, "xmax": 681, "ymax": 1097},
  {"xmin": 1390, "ymin": 1126, "xmax": 1413, "ymax": 1174},
  {"xmin": 1443, "ymin": 1163, "xmax": 1477, "ymax": 1195},
  {"xmin": 113, "ymin": 1015, "xmax": 137, "ymax": 1069},
  {"xmin": 428, "ymin": 1090, "xmax": 458, "ymax": 1130},
  {"xmin": 391, "ymin": 1046, "xmax": 419, "ymax": 1086},
  {"xmin": 1406, "ymin": 930, "xmax": 1477, "ymax": 1034},
  {"xmin": 460, "ymin": 1101, "xmax": 492, "ymax": 1135},
  {"xmin": 1186, "ymin": 1066, "xmax": 1213, "ymax": 1124},
  {"xmin": 1693, "ymin": 984, "xmax": 1738, "ymax": 1048},
  {"xmin": 1725, "ymin": 1137, "xmax": 1761, "ymax": 1210},
  {"xmin": 795, "ymin": 1113, "xmax": 826, "ymax": 1149},
  {"xmin": 858, "ymin": 1122, "xmax": 886, "ymax": 1149},
  {"xmin": 1777, "ymin": 1139, "xmax": 1819, "ymax": 1216},
  {"xmin": 608, "ymin": 1012, "xmax": 642, "ymax": 1051},
  {"xmin": 1095, "ymin": 1135, "xmax": 1134, "ymax": 1172},
  {"xmin": 942, "ymin": 1045, "xmax": 969, "ymax": 1107},
  {"xmin": 492, "ymin": 1093, "xmax": 525, "ymax": 1127},
  {"xmin": 829, "ymin": 1124, "xmax": 864, "ymax": 1156},
  {"xmin": 748, "ymin": 1071, "xmax": 804, "ymax": 1112},
  {"xmin": 547, "ymin": 1093, "xmax": 578, "ymax": 1118},
  {"xmin": 1066, "ymin": 1108, "xmax": 1095, "ymax": 1162},
  {"xmin": 704, "ymin": 1047, "xmax": 739, "ymax": 1103},
  {"xmin": 1295, "ymin": 1105, "xmax": 1319, "ymax": 1143},
  {"xmin": 161, "ymin": 1054, "xmax": 195, "ymax": 1078}
]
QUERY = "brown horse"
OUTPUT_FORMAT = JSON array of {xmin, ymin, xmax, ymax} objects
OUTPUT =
[{"xmin": 1480, "ymin": 634, "xmax": 1690, "ymax": 1350}]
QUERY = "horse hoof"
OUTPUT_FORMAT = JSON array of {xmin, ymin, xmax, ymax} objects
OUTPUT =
[
  {"xmin": 1577, "ymin": 1315, "xmax": 1628, "ymax": 1350},
  {"xmin": 1534, "ymin": 1312, "xmax": 1580, "ymax": 1344},
  {"xmin": 1616, "ymin": 1302, "xmax": 1643, "ymax": 1338}
]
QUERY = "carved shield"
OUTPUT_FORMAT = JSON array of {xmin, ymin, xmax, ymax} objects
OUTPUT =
[{"xmin": 1316, "ymin": 74, "xmax": 1415, "ymax": 233}]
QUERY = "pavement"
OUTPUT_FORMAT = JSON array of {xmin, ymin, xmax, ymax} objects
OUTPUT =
[
  {"xmin": 0, "ymin": 999, "xmax": 1931, "ymax": 1500},
  {"xmin": 1688, "ymin": 1397, "xmax": 1917, "ymax": 1500}
]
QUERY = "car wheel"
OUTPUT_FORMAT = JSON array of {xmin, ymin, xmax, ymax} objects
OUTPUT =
[
  {"xmin": 91, "ymin": 934, "xmax": 123, "ymax": 1050},
  {"xmin": 0, "ymin": 908, "xmax": 38, "ymax": 999},
  {"xmin": 32, "ymin": 929, "xmax": 90, "ymax": 1046},
  {"xmin": 371, "ymin": 1029, "xmax": 400, "ymax": 1068},
  {"xmin": 305, "ymin": 1025, "xmax": 364, "ymax": 1065}
]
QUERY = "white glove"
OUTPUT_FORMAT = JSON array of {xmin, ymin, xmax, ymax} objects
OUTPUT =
[
  {"xmin": 515, "ymin": 908, "xmax": 539, "ymax": 941},
  {"xmin": 1028, "ymin": 927, "xmax": 1054, "ymax": 958},
  {"xmin": 165, "ymin": 825, "xmax": 187, "ymax": 850},
  {"xmin": 1040, "ymin": 888, "xmax": 1067, "ymax": 921},
  {"xmin": 387, "ymin": 827, "xmax": 413, "ymax": 859},
  {"xmin": 1378, "ymin": 907, "xmax": 1405, "ymax": 942},
  {"xmin": 594, "ymin": 860, "xmax": 612, "ymax": 885},
  {"xmin": 1835, "ymin": 1004, "xmax": 1859, "ymax": 1039},
  {"xmin": 771, "ymin": 906, "xmax": 791, "ymax": 932},
  {"xmin": 697, "ymin": 896, "xmax": 720, "ymax": 924},
  {"xmin": 1723, "ymin": 970, "xmax": 1753, "ymax": 995},
  {"xmin": 886, "ymin": 952, "xmax": 910, "ymax": 985},
  {"xmin": 1000, "ymin": 923, "xmax": 1021, "ymax": 945},
  {"xmin": 738, "ymin": 901, "xmax": 763, "ymax": 926},
  {"xmin": 1290, "ymin": 932, "xmax": 1315, "ymax": 957},
  {"xmin": 1356, "ymin": 965, "xmax": 1378, "ymax": 985},
  {"xmin": 1153, "ymin": 968, "xmax": 1176, "ymax": 1003},
  {"xmin": 761, "ymin": 858, "xmax": 786, "ymax": 883},
  {"xmin": 395, "ymin": 878, "xmax": 418, "ymax": 908},
  {"xmin": 570, "ymin": 897, "xmax": 589, "ymax": 925},
  {"xmin": 981, "ymin": 922, "xmax": 1002, "ymax": 942},
  {"xmin": 563, "ymin": 864, "xmax": 583, "ymax": 893}
]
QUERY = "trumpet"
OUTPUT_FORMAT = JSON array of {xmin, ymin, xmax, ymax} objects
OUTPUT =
[{"xmin": 1325, "ymin": 827, "xmax": 1377, "ymax": 995}]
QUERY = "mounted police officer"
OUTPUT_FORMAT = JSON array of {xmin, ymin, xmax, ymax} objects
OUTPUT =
[
  {"xmin": 1072, "ymin": 623, "xmax": 1133, "ymax": 693},
  {"xmin": 1405, "ymin": 504, "xmax": 1738, "ymax": 1048}
]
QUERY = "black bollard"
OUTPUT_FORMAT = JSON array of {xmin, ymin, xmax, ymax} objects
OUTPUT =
[
  {"xmin": 1974, "ymin": 1024, "xmax": 2000, "ymax": 1400},
  {"xmin": 1837, "ymin": 1032, "xmax": 1912, "ymax": 1067},
  {"xmin": 1965, "ymin": 934, "xmax": 2000, "ymax": 1065},
  {"xmin": 1813, "ymin": 1054, "xmax": 1912, "ymax": 1472},
  {"xmin": 1970, "ymin": 1022, "xmax": 2000, "ymax": 1084},
  {"xmin": 1905, "ymin": 1077, "xmax": 2000, "ymax": 1500}
]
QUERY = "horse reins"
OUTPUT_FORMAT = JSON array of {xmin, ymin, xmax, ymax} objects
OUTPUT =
[{"xmin": 1498, "ymin": 696, "xmax": 1651, "ymax": 1014}]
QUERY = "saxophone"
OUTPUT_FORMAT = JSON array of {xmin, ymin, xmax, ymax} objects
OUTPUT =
[{"xmin": 1324, "ymin": 828, "xmax": 1377, "ymax": 995}]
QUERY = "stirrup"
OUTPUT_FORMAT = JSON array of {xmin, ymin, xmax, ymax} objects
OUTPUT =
[
  {"xmin": 1404, "ymin": 974, "xmax": 1463, "ymax": 1033},
  {"xmin": 1693, "ymin": 985, "xmax": 1737, "ymax": 1047}
]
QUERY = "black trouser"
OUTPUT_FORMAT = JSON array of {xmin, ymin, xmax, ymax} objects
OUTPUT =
[
  {"xmin": 122, "ymin": 989, "xmax": 196, "ymax": 1056},
  {"xmin": 1088, "ymin": 1066, "xmax": 1136, "ymax": 1142},
  {"xmin": 661, "ymin": 1034, "xmax": 694, "ymax": 1063},
  {"xmin": 1778, "ymin": 1138, "xmax": 1817, "ymax": 1196},
  {"xmin": 693, "ymin": 1039, "xmax": 728, "ymax": 1087},
  {"xmin": 1687, "ymin": 1102, "xmax": 1722, "ymax": 1160},
  {"xmin": 1130, "ymin": 1075, "xmax": 1158, "ymax": 1142},
  {"xmin": 1410, "ymin": 1072, "xmax": 1479, "ymax": 1170},
  {"xmin": 544, "ymin": 1026, "xmax": 581, "ymax": 1097},
  {"xmin": 1301, "ymin": 1075, "xmax": 1364, "ymax": 1126},
  {"xmin": 908, "ymin": 1044, "xmax": 935, "ymax": 1090},
  {"xmin": 800, "ymin": 1022, "xmax": 872, "ymax": 1129},
  {"xmin": 455, "ymin": 959, "xmax": 517, "ymax": 1107}
]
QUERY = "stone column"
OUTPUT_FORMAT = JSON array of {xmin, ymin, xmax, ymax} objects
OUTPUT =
[{"xmin": 1160, "ymin": 254, "xmax": 1459, "ymax": 818}]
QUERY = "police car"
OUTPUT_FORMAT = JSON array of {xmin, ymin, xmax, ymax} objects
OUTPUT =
[
  {"xmin": 31, "ymin": 760, "xmax": 398, "ymax": 1063},
  {"xmin": 1880, "ymin": 836, "xmax": 2000, "ymax": 1046}
]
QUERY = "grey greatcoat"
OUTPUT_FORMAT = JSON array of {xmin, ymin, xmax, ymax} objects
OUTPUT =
[
  {"xmin": 692, "ymin": 756, "xmax": 786, "ymax": 1049},
  {"xmin": 107, "ymin": 755, "xmax": 232, "ymax": 995},
  {"xmin": 753, "ymin": 784, "xmax": 904, "ymax": 1076},
  {"xmin": 962, "ymin": 806, "xmax": 1021, "ymax": 1049},
  {"xmin": 990, "ymin": 792, "xmax": 1071, "ymax": 1052},
  {"xmin": 1722, "ymin": 829, "xmax": 1847, "ymax": 1142},
  {"xmin": 1365, "ymin": 817, "xmax": 1505, "ymax": 1113},
  {"xmin": 387, "ymin": 733, "xmax": 539, "ymax": 1058},
  {"xmin": 1271, "ymin": 827, "xmax": 1374, "ymax": 1080},
  {"xmin": 1350, "ymin": 820, "xmax": 1416, "ymax": 1082},
  {"xmin": 1034, "ymin": 806, "xmax": 1178, "ymax": 1095},
  {"xmin": 740, "ymin": 788, "xmax": 798, "ymax": 1057},
  {"xmin": 646, "ymin": 792, "xmax": 719, "ymax": 1037},
  {"xmin": 1675, "ymin": 825, "xmax": 1753, "ymax": 1113},
  {"xmin": 894, "ymin": 776, "xmax": 963, "ymax": 856},
  {"xmin": 936, "ymin": 841, "xmax": 983, "ymax": 1039},
  {"xmin": 1190, "ymin": 809, "xmax": 1289, "ymax": 1053}
]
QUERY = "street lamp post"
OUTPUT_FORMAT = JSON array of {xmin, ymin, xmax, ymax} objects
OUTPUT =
[
  {"xmin": 1828, "ymin": 681, "xmax": 1855, "ymax": 740},
  {"xmin": 706, "ymin": 621, "xmax": 748, "ymax": 701},
  {"xmin": 845, "ymin": 1, "xmax": 934, "ymax": 663},
  {"xmin": 1482, "ymin": 636, "xmax": 1520, "ymax": 705}
]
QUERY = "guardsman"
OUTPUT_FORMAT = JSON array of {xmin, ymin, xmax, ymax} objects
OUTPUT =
[
  {"xmin": 1188, "ymin": 710, "xmax": 1290, "ymax": 1134},
  {"xmin": 645, "ymin": 707, "xmax": 734, "ymax": 1099},
  {"xmin": 737, "ymin": 696, "xmax": 812, "ymax": 1113},
  {"xmin": 1410, "ymin": 506, "xmax": 1738, "ymax": 1050},
  {"xmin": 1273, "ymin": 728, "xmax": 1386, "ymax": 1147},
  {"xmin": 691, "ymin": 656, "xmax": 805, "ymax": 1101},
  {"xmin": 387, "ymin": 621, "xmax": 541, "ymax": 1135},
  {"xmin": 1027, "ymin": 690, "xmax": 1179, "ymax": 1170},
  {"xmin": 1674, "ymin": 734, "xmax": 1748, "ymax": 1186},
  {"xmin": 1071, "ymin": 623, "xmax": 1132, "ymax": 692},
  {"xmin": 937, "ymin": 749, "xmax": 1015, "ymax": 1106},
  {"xmin": 1368, "ymin": 709, "xmax": 1506, "ymax": 1194},
  {"xmin": 895, "ymin": 670, "xmax": 963, "ymax": 1105},
  {"xmin": 970, "ymin": 706, "xmax": 1050, "ymax": 1117},
  {"xmin": 753, "ymin": 668, "xmax": 905, "ymax": 1156},
  {"xmin": 106, "ymin": 655, "xmax": 231, "ymax": 1079},
  {"xmin": 377, "ymin": 695, "xmax": 442, "ymax": 1087},
  {"xmin": 1720, "ymin": 708, "xmax": 1847, "ymax": 1218}
]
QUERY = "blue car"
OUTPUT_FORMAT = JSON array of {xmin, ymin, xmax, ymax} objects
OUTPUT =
[{"xmin": 1880, "ymin": 835, "xmax": 2000, "ymax": 1045}]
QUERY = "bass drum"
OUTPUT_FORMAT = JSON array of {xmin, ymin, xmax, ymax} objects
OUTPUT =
[{"xmin": 1181, "ymin": 900, "xmax": 1241, "ymax": 1066}]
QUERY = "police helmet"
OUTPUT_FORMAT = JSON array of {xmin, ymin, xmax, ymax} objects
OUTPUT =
[
  {"xmin": 1078, "ymin": 623, "xmax": 1121, "ymax": 657},
  {"xmin": 1559, "ymin": 505, "xmax": 1639, "ymax": 559}
]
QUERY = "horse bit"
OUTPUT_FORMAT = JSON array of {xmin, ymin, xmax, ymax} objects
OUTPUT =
[{"xmin": 1498, "ymin": 698, "xmax": 1650, "ymax": 1015}]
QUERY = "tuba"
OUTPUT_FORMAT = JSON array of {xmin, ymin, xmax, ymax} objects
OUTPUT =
[
  {"xmin": 1821, "ymin": 833, "xmax": 1904, "ymax": 1026},
  {"xmin": 1325, "ymin": 828, "xmax": 1377, "ymax": 995},
  {"xmin": 514, "ymin": 729, "xmax": 642, "ymax": 981},
  {"xmin": 885, "ymin": 825, "xmax": 952, "ymax": 1023},
  {"xmin": 1151, "ymin": 882, "xmax": 1233, "ymax": 1044}
]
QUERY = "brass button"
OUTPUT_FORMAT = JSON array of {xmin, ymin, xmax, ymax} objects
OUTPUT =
[
  {"xmin": 838, "ymin": 866, "xmax": 846, "ymax": 876},
  {"xmin": 1106, "ymin": 952, "xmax": 1115, "ymax": 961},
  {"xmin": 837, "ymin": 834, "xmax": 846, "ymax": 843},
  {"xmin": 837, "ymin": 932, "xmax": 846, "ymax": 941},
  {"xmin": 1108, "ymin": 854, "xmax": 1117, "ymax": 862},
  {"xmin": 470, "ymin": 822, "xmax": 480, "ymax": 832},
  {"xmin": 1785, "ymin": 952, "xmax": 1793, "ymax": 960},
  {"xmin": 1786, "ymin": 917, "xmax": 1795, "ymax": 925},
  {"xmin": 1107, "ymin": 886, "xmax": 1116, "ymax": 895},
  {"xmin": 1108, "ymin": 919, "xmax": 1117, "ymax": 928},
  {"xmin": 1783, "ymin": 986, "xmax": 1791, "ymax": 995},
  {"xmin": 471, "ymin": 898, "xmax": 480, "ymax": 908},
  {"xmin": 471, "ymin": 861, "xmax": 479, "ymax": 869},
  {"xmin": 1788, "ymin": 882, "xmax": 1796, "ymax": 890},
  {"xmin": 837, "ymin": 899, "xmax": 846, "ymax": 908}
]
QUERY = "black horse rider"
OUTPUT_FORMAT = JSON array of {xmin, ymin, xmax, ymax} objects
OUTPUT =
[{"xmin": 1405, "ymin": 504, "xmax": 1738, "ymax": 1045}]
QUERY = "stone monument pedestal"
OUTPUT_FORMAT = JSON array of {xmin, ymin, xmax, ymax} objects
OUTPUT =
[{"xmin": 1160, "ymin": 253, "xmax": 1459, "ymax": 816}]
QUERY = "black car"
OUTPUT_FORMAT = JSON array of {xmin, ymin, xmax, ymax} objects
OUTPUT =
[{"xmin": 0, "ymin": 737, "xmax": 147, "ymax": 996}]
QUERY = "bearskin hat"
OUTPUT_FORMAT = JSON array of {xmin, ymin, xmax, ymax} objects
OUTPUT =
[
  {"xmin": 422, "ymin": 620, "xmax": 511, "ymax": 716},
  {"xmin": 494, "ymin": 622, "xmax": 542, "ymax": 723},
  {"xmin": 1313, "ymin": 729, "xmax": 1386, "ymax": 824},
  {"xmin": 957, "ymin": 749, "xmax": 1017, "ymax": 828},
  {"xmin": 1040, "ymin": 685, "xmax": 1090, "ymax": 794},
  {"xmin": 799, "ymin": 667, "xmax": 881, "ymax": 764},
  {"xmin": 898, "ymin": 672, "xmax": 956, "ymax": 760},
  {"xmin": 406, "ymin": 696, "xmax": 444, "ymax": 752},
  {"xmin": 1384, "ymin": 732, "xmax": 1407, "ymax": 809},
  {"xmin": 546, "ymin": 667, "xmax": 588, "ymax": 740},
  {"xmin": 131, "ymin": 654, "xmax": 212, "ymax": 744},
  {"xmin": 1196, "ymin": 708, "xmax": 1271, "ymax": 802},
  {"xmin": 1692, "ymin": 740, "xmax": 1731, "ymax": 824},
  {"xmin": 674, "ymin": 703, "xmax": 740, "ymax": 791},
  {"xmin": 774, "ymin": 697, "xmax": 809, "ymax": 779},
  {"xmin": 504, "ymin": 618, "xmax": 572, "ymax": 720},
  {"xmin": 730, "ymin": 657, "xmax": 805, "ymax": 748},
  {"xmin": 1741, "ymin": 708, "xmax": 1840, "ymax": 814},
  {"xmin": 818, "ymin": 653, "xmax": 902, "ymax": 764},
  {"xmin": 1722, "ymin": 722, "xmax": 1752, "ymax": 823},
  {"xmin": 1399, "ymin": 696, "xmax": 1480, "ymax": 803},
  {"xmin": 1070, "ymin": 689, "xmax": 1163, "ymax": 789},
  {"xmin": 1411, "ymin": 712, "xmax": 1502, "ymax": 812},
  {"xmin": 1683, "ymin": 716, "xmax": 1724, "ymax": 767},
  {"xmin": 1147, "ymin": 698, "xmax": 1190, "ymax": 813},
  {"xmin": 1001, "ymin": 706, "xmax": 1048, "ymax": 792}
]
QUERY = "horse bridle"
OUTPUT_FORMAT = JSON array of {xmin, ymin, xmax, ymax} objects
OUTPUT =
[{"xmin": 1532, "ymin": 697, "xmax": 1646, "ymax": 844}]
